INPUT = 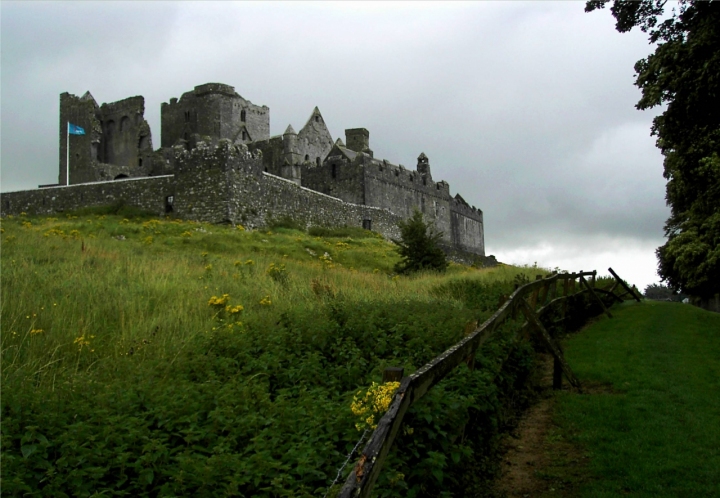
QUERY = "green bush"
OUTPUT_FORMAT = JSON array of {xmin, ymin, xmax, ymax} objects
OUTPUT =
[{"xmin": 393, "ymin": 210, "xmax": 448, "ymax": 275}]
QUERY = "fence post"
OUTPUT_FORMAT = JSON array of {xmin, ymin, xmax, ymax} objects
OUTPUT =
[
  {"xmin": 530, "ymin": 275, "xmax": 542, "ymax": 309},
  {"xmin": 591, "ymin": 270, "xmax": 596, "ymax": 288},
  {"xmin": 383, "ymin": 367, "xmax": 404, "ymax": 383},
  {"xmin": 581, "ymin": 275, "xmax": 613, "ymax": 319}
]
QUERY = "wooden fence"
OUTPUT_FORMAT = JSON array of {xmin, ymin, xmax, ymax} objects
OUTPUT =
[{"xmin": 338, "ymin": 267, "xmax": 640, "ymax": 497}]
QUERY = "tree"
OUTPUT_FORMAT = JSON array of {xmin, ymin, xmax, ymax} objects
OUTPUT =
[
  {"xmin": 392, "ymin": 209, "xmax": 449, "ymax": 274},
  {"xmin": 586, "ymin": 0, "xmax": 720, "ymax": 297}
]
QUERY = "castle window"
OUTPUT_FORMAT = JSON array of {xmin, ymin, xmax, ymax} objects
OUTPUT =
[
  {"xmin": 184, "ymin": 111, "xmax": 190, "ymax": 122},
  {"xmin": 436, "ymin": 184, "xmax": 440, "ymax": 190},
  {"xmin": 421, "ymin": 197, "xmax": 425, "ymax": 213},
  {"xmin": 120, "ymin": 116, "xmax": 130, "ymax": 132},
  {"xmin": 241, "ymin": 110, "xmax": 246, "ymax": 122},
  {"xmin": 423, "ymin": 177, "xmax": 427, "ymax": 186},
  {"xmin": 138, "ymin": 158, "xmax": 143, "ymax": 167},
  {"xmin": 362, "ymin": 219, "xmax": 372, "ymax": 230},
  {"xmin": 305, "ymin": 154, "xmax": 309, "ymax": 161},
  {"xmin": 379, "ymin": 164, "xmax": 383, "ymax": 171},
  {"xmin": 315, "ymin": 115, "xmax": 320, "ymax": 123},
  {"xmin": 331, "ymin": 164, "xmax": 337, "ymax": 179},
  {"xmin": 242, "ymin": 131, "xmax": 248, "ymax": 140},
  {"xmin": 395, "ymin": 170, "xmax": 399, "ymax": 177},
  {"xmin": 165, "ymin": 195, "xmax": 174, "ymax": 214},
  {"xmin": 114, "ymin": 174, "xmax": 129, "ymax": 180},
  {"xmin": 316, "ymin": 157, "xmax": 321, "ymax": 167}
]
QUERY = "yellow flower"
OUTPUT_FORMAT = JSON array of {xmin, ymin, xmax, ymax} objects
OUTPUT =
[
  {"xmin": 259, "ymin": 295, "xmax": 272, "ymax": 306},
  {"xmin": 237, "ymin": 224, "xmax": 245, "ymax": 231},
  {"xmin": 351, "ymin": 381, "xmax": 400, "ymax": 431},
  {"xmin": 224, "ymin": 304, "xmax": 244, "ymax": 314},
  {"xmin": 208, "ymin": 294, "xmax": 230, "ymax": 306},
  {"xmin": 30, "ymin": 328, "xmax": 43, "ymax": 335}
]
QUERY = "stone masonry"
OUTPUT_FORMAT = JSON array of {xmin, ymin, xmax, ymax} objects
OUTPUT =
[{"xmin": 2, "ymin": 82, "xmax": 485, "ymax": 259}]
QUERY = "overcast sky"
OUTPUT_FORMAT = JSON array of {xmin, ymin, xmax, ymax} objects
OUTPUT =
[{"xmin": 1, "ymin": 1, "xmax": 669, "ymax": 290}]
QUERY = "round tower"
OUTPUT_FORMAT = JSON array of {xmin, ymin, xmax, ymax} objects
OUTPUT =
[{"xmin": 417, "ymin": 152, "xmax": 432, "ymax": 179}]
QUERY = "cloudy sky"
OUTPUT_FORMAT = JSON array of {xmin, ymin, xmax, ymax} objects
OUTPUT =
[{"xmin": 1, "ymin": 1, "xmax": 669, "ymax": 290}]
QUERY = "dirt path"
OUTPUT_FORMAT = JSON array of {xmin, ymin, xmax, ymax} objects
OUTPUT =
[{"xmin": 492, "ymin": 354, "xmax": 591, "ymax": 498}]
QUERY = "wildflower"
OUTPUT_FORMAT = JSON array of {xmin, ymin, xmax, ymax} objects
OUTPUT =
[
  {"xmin": 245, "ymin": 259, "xmax": 254, "ymax": 266},
  {"xmin": 143, "ymin": 236, "xmax": 153, "ymax": 245},
  {"xmin": 351, "ymin": 381, "xmax": 401, "ymax": 431},
  {"xmin": 373, "ymin": 268, "xmax": 380, "ymax": 274},
  {"xmin": 201, "ymin": 251, "xmax": 208, "ymax": 257},
  {"xmin": 205, "ymin": 264, "xmax": 213, "ymax": 272},
  {"xmin": 225, "ymin": 304, "xmax": 244, "ymax": 314},
  {"xmin": 208, "ymin": 294, "xmax": 230, "ymax": 306},
  {"xmin": 237, "ymin": 224, "xmax": 245, "ymax": 231},
  {"xmin": 30, "ymin": 329, "xmax": 43, "ymax": 335},
  {"xmin": 259, "ymin": 295, "xmax": 272, "ymax": 306},
  {"xmin": 181, "ymin": 231, "xmax": 193, "ymax": 237}
]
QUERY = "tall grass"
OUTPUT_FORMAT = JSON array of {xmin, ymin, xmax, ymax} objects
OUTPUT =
[{"xmin": 1, "ymin": 213, "xmax": 548, "ymax": 496}]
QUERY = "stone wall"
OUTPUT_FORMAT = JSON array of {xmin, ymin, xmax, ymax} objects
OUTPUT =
[
  {"xmin": 98, "ymin": 96, "xmax": 153, "ymax": 173},
  {"xmin": 296, "ymin": 108, "xmax": 334, "ymax": 166},
  {"xmin": 302, "ymin": 149, "xmax": 366, "ymax": 204},
  {"xmin": 172, "ymin": 141, "xmax": 402, "ymax": 239},
  {"xmin": 1, "ymin": 176, "xmax": 174, "ymax": 218},
  {"xmin": 161, "ymin": 83, "xmax": 269, "ymax": 148},
  {"xmin": 59, "ymin": 91, "xmax": 101, "ymax": 185}
]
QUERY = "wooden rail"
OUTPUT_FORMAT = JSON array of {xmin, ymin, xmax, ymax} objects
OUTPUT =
[{"xmin": 338, "ymin": 268, "xmax": 634, "ymax": 497}]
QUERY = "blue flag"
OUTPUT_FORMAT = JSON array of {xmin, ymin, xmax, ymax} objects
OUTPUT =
[{"xmin": 68, "ymin": 123, "xmax": 85, "ymax": 135}]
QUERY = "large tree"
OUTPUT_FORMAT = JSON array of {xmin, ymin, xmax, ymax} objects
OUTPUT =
[{"xmin": 586, "ymin": 0, "xmax": 720, "ymax": 297}]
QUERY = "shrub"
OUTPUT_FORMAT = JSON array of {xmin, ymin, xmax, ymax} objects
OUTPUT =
[{"xmin": 392, "ymin": 209, "xmax": 448, "ymax": 274}]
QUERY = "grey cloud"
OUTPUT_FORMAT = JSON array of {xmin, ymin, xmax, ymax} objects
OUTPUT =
[{"xmin": 0, "ymin": 2, "xmax": 669, "ymax": 287}]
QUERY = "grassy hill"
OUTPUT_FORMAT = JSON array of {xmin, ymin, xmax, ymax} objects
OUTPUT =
[
  {"xmin": 550, "ymin": 301, "xmax": 720, "ymax": 496},
  {"xmin": 1, "ymin": 211, "xmax": 542, "ymax": 497}
]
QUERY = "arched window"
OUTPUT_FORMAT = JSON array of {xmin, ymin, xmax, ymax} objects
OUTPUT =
[
  {"xmin": 114, "ymin": 174, "xmax": 129, "ymax": 180},
  {"xmin": 305, "ymin": 154, "xmax": 309, "ymax": 161},
  {"xmin": 331, "ymin": 164, "xmax": 337, "ymax": 179},
  {"xmin": 138, "ymin": 158, "xmax": 143, "ymax": 167},
  {"xmin": 316, "ymin": 157, "xmax": 321, "ymax": 167},
  {"xmin": 120, "ymin": 116, "xmax": 130, "ymax": 132},
  {"xmin": 241, "ymin": 110, "xmax": 246, "ymax": 122},
  {"xmin": 315, "ymin": 115, "xmax": 320, "ymax": 123},
  {"xmin": 184, "ymin": 111, "xmax": 190, "ymax": 122},
  {"xmin": 242, "ymin": 130, "xmax": 248, "ymax": 140}
]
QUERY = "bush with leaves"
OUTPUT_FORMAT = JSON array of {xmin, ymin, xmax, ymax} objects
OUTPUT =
[{"xmin": 392, "ymin": 209, "xmax": 449, "ymax": 275}]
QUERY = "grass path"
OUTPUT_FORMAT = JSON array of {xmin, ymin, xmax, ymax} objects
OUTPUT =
[{"xmin": 555, "ymin": 301, "xmax": 720, "ymax": 497}]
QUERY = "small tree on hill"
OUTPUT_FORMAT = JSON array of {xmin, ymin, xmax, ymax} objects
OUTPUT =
[{"xmin": 392, "ymin": 209, "xmax": 449, "ymax": 274}]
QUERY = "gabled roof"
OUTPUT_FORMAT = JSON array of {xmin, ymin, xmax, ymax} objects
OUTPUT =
[
  {"xmin": 284, "ymin": 124, "xmax": 296, "ymax": 135},
  {"xmin": 81, "ymin": 91, "xmax": 99, "ymax": 107},
  {"xmin": 326, "ymin": 143, "xmax": 357, "ymax": 161}
]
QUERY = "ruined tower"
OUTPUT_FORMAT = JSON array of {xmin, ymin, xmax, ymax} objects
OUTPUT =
[{"xmin": 160, "ymin": 83, "xmax": 269, "ymax": 149}]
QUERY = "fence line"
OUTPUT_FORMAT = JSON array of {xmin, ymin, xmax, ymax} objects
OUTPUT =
[{"xmin": 339, "ymin": 267, "xmax": 638, "ymax": 497}]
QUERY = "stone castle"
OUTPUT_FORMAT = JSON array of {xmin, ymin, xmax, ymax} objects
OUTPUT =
[{"xmin": 1, "ymin": 83, "xmax": 485, "ymax": 259}]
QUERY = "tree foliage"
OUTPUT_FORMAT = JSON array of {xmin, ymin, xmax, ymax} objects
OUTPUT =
[
  {"xmin": 587, "ymin": 0, "xmax": 720, "ymax": 297},
  {"xmin": 392, "ymin": 209, "xmax": 449, "ymax": 274}
]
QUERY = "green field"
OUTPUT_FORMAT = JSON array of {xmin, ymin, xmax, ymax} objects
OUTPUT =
[
  {"xmin": 555, "ymin": 301, "xmax": 720, "ymax": 496},
  {"xmin": 1, "ymin": 211, "xmax": 548, "ymax": 497}
]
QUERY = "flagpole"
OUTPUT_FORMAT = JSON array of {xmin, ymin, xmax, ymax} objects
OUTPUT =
[{"xmin": 66, "ymin": 121, "xmax": 70, "ymax": 185}]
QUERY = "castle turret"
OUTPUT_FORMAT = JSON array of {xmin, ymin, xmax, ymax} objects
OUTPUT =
[
  {"xmin": 281, "ymin": 124, "xmax": 302, "ymax": 185},
  {"xmin": 345, "ymin": 128, "xmax": 373, "ymax": 158},
  {"xmin": 417, "ymin": 152, "xmax": 432, "ymax": 180}
]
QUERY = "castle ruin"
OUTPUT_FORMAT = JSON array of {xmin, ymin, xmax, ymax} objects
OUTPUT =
[{"xmin": 2, "ymin": 83, "xmax": 485, "ymax": 259}]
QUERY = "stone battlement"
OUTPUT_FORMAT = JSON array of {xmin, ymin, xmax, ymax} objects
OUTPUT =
[{"xmin": 2, "ymin": 83, "xmax": 485, "ymax": 259}]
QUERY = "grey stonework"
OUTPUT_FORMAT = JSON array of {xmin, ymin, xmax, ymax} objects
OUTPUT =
[
  {"xmin": 59, "ymin": 92, "xmax": 155, "ymax": 186},
  {"xmin": 3, "ymin": 82, "xmax": 485, "ymax": 259}
]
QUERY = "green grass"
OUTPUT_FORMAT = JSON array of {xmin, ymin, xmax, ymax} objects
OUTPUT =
[
  {"xmin": 555, "ymin": 301, "xmax": 720, "ymax": 497},
  {"xmin": 1, "ymin": 212, "xmax": 550, "ymax": 497}
]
